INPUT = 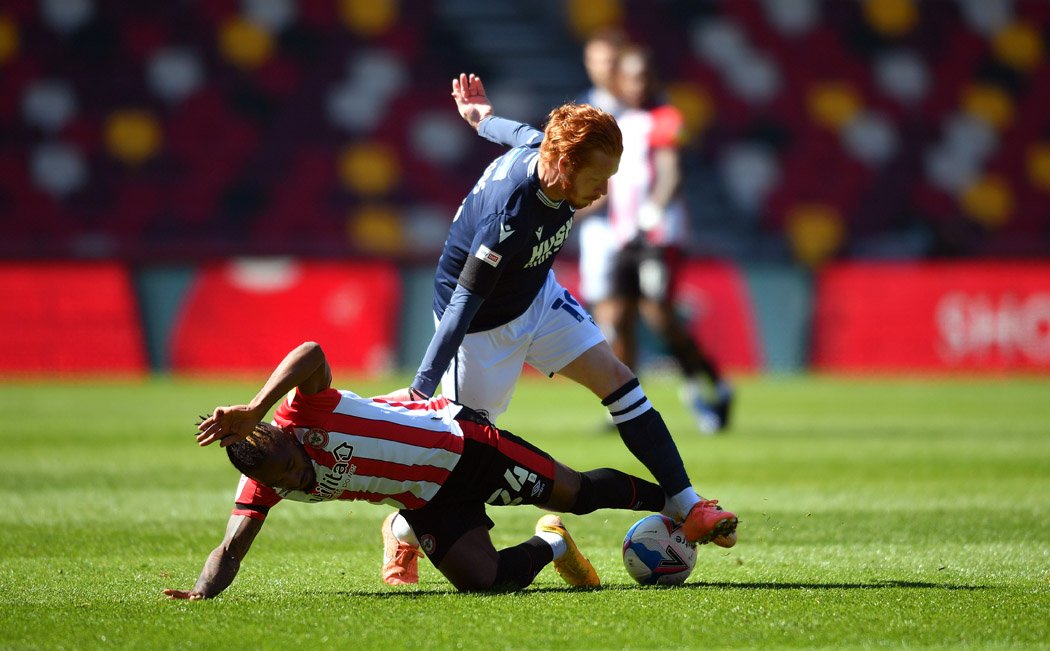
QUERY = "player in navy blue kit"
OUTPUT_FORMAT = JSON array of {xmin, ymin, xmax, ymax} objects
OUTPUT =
[{"xmin": 380, "ymin": 74, "xmax": 737, "ymax": 583}]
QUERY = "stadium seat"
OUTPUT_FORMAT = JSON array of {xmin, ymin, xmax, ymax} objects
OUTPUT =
[{"xmin": 3, "ymin": 1, "xmax": 1050, "ymax": 260}]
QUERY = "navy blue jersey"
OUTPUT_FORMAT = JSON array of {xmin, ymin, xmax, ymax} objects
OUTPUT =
[{"xmin": 433, "ymin": 117, "xmax": 576, "ymax": 332}]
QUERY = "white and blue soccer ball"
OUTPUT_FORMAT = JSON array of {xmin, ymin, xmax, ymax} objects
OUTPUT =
[{"xmin": 622, "ymin": 514, "xmax": 697, "ymax": 585}]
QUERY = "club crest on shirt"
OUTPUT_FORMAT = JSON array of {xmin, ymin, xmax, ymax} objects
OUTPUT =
[
  {"xmin": 475, "ymin": 244, "xmax": 502, "ymax": 268},
  {"xmin": 304, "ymin": 428, "xmax": 329, "ymax": 448},
  {"xmin": 419, "ymin": 534, "xmax": 437, "ymax": 556}
]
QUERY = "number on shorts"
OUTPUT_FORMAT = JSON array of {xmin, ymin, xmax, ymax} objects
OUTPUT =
[
  {"xmin": 551, "ymin": 290, "xmax": 593, "ymax": 324},
  {"xmin": 486, "ymin": 465, "xmax": 539, "ymax": 506}
]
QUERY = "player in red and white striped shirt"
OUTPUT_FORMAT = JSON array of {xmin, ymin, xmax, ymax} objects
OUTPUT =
[
  {"xmin": 604, "ymin": 45, "xmax": 733, "ymax": 434},
  {"xmin": 164, "ymin": 342, "xmax": 693, "ymax": 599}
]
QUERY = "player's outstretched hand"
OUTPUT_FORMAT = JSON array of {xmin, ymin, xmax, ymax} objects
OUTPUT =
[
  {"xmin": 452, "ymin": 72, "xmax": 493, "ymax": 130},
  {"xmin": 163, "ymin": 588, "xmax": 205, "ymax": 601},
  {"xmin": 196, "ymin": 404, "xmax": 261, "ymax": 447},
  {"xmin": 371, "ymin": 387, "xmax": 429, "ymax": 403}
]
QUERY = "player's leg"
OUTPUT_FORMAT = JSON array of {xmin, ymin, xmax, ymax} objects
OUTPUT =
[
  {"xmin": 525, "ymin": 274, "xmax": 736, "ymax": 545},
  {"xmin": 436, "ymin": 520, "xmax": 601, "ymax": 591},
  {"xmin": 549, "ymin": 464, "xmax": 665, "ymax": 514},
  {"xmin": 402, "ymin": 502, "xmax": 565, "ymax": 593},
  {"xmin": 437, "ymin": 315, "xmax": 530, "ymax": 422},
  {"xmin": 639, "ymin": 295, "xmax": 730, "ymax": 433},
  {"xmin": 448, "ymin": 419, "xmax": 597, "ymax": 586},
  {"xmin": 381, "ymin": 511, "xmax": 422, "ymax": 585},
  {"xmin": 380, "ymin": 315, "xmax": 530, "ymax": 581},
  {"xmin": 434, "ymin": 525, "xmax": 501, "ymax": 591},
  {"xmin": 636, "ymin": 246, "xmax": 730, "ymax": 432},
  {"xmin": 608, "ymin": 295, "xmax": 639, "ymax": 369},
  {"xmin": 578, "ymin": 213, "xmax": 617, "ymax": 343},
  {"xmin": 552, "ymin": 341, "xmax": 737, "ymax": 545},
  {"xmin": 528, "ymin": 277, "xmax": 708, "ymax": 514},
  {"xmin": 607, "ymin": 241, "xmax": 643, "ymax": 371}
]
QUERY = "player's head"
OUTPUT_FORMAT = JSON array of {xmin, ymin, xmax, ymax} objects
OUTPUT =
[
  {"xmin": 226, "ymin": 423, "xmax": 316, "ymax": 492},
  {"xmin": 583, "ymin": 27, "xmax": 626, "ymax": 91},
  {"xmin": 613, "ymin": 45, "xmax": 658, "ymax": 110},
  {"xmin": 541, "ymin": 103, "xmax": 622, "ymax": 209}
]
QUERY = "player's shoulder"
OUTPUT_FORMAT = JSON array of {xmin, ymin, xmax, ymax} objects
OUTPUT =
[
  {"xmin": 277, "ymin": 386, "xmax": 345, "ymax": 425},
  {"xmin": 287, "ymin": 386, "xmax": 344, "ymax": 406},
  {"xmin": 648, "ymin": 104, "xmax": 687, "ymax": 147},
  {"xmin": 485, "ymin": 151, "xmax": 540, "ymax": 203},
  {"xmin": 651, "ymin": 103, "xmax": 683, "ymax": 124}
]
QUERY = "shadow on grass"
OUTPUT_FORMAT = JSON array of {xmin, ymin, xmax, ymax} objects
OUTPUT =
[
  {"xmin": 318, "ymin": 579, "xmax": 986, "ymax": 599},
  {"xmin": 681, "ymin": 580, "xmax": 987, "ymax": 591}
]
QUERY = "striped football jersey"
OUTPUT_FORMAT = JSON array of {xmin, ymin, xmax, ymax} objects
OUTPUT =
[{"xmin": 232, "ymin": 389, "xmax": 466, "ymax": 520}]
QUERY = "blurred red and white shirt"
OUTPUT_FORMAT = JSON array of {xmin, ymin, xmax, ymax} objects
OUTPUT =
[{"xmin": 607, "ymin": 104, "xmax": 690, "ymax": 247}]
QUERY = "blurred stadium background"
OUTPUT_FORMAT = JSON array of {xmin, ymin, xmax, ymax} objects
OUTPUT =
[{"xmin": 1, "ymin": 0, "xmax": 1048, "ymax": 377}]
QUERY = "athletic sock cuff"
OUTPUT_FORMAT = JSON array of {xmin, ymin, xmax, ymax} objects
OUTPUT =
[
  {"xmin": 601, "ymin": 378, "xmax": 640, "ymax": 406},
  {"xmin": 605, "ymin": 383, "xmax": 652, "ymax": 425}
]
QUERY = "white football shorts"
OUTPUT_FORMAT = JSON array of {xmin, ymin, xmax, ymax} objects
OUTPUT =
[{"xmin": 439, "ymin": 270, "xmax": 606, "ymax": 421}]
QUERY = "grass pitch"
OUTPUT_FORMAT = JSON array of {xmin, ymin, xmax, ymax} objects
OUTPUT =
[{"xmin": 1, "ymin": 373, "xmax": 1048, "ymax": 649}]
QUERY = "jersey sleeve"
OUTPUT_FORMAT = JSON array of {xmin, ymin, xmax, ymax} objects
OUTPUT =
[
  {"xmin": 457, "ymin": 206, "xmax": 531, "ymax": 298},
  {"xmin": 231, "ymin": 474, "xmax": 282, "ymax": 521},
  {"xmin": 275, "ymin": 387, "xmax": 342, "ymax": 429},
  {"xmin": 649, "ymin": 105, "xmax": 686, "ymax": 149},
  {"xmin": 478, "ymin": 116, "xmax": 544, "ymax": 149},
  {"xmin": 410, "ymin": 285, "xmax": 483, "ymax": 397}
]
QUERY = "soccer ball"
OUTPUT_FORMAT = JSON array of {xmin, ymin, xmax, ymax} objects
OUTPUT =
[{"xmin": 622, "ymin": 514, "xmax": 697, "ymax": 585}]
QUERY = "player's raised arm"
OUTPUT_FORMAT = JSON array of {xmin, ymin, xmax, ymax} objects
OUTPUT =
[
  {"xmin": 452, "ymin": 72, "xmax": 493, "ymax": 130},
  {"xmin": 196, "ymin": 341, "xmax": 332, "ymax": 447},
  {"xmin": 452, "ymin": 72, "xmax": 543, "ymax": 148},
  {"xmin": 164, "ymin": 514, "xmax": 264, "ymax": 600}
]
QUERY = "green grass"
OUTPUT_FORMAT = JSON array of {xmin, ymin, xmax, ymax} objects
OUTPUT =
[{"xmin": 1, "ymin": 373, "xmax": 1048, "ymax": 649}]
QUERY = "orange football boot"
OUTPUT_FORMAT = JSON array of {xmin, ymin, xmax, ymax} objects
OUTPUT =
[{"xmin": 382, "ymin": 512, "xmax": 422, "ymax": 585}]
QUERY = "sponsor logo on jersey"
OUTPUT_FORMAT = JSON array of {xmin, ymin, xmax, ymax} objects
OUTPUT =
[
  {"xmin": 524, "ymin": 220, "xmax": 573, "ymax": 268},
  {"xmin": 535, "ymin": 226, "xmax": 543, "ymax": 240},
  {"xmin": 309, "ymin": 441, "xmax": 356, "ymax": 502},
  {"xmin": 499, "ymin": 222, "xmax": 515, "ymax": 242},
  {"xmin": 475, "ymin": 244, "xmax": 502, "ymax": 268},
  {"xmin": 304, "ymin": 428, "xmax": 328, "ymax": 448}
]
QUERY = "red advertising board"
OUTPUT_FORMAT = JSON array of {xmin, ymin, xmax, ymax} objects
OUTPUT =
[
  {"xmin": 813, "ymin": 262, "xmax": 1050, "ymax": 372},
  {"xmin": 553, "ymin": 259, "xmax": 760, "ymax": 371},
  {"xmin": 0, "ymin": 262, "xmax": 146, "ymax": 374},
  {"xmin": 171, "ymin": 260, "xmax": 400, "ymax": 373}
]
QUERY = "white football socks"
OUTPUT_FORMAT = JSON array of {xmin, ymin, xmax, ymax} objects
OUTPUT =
[
  {"xmin": 664, "ymin": 487, "xmax": 703, "ymax": 521},
  {"xmin": 390, "ymin": 513, "xmax": 419, "ymax": 547},
  {"xmin": 536, "ymin": 530, "xmax": 568, "ymax": 560}
]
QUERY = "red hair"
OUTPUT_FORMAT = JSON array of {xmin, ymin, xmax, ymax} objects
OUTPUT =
[{"xmin": 539, "ymin": 103, "xmax": 623, "ymax": 172}]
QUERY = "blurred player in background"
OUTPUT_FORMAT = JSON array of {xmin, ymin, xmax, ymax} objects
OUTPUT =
[
  {"xmin": 605, "ymin": 45, "xmax": 734, "ymax": 434},
  {"xmin": 575, "ymin": 28, "xmax": 626, "ymax": 364},
  {"xmin": 169, "ymin": 342, "xmax": 692, "ymax": 598},
  {"xmin": 377, "ymin": 73, "xmax": 736, "ymax": 584}
]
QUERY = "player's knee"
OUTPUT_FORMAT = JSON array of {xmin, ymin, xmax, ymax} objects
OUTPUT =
[
  {"xmin": 438, "ymin": 532, "xmax": 499, "ymax": 592},
  {"xmin": 445, "ymin": 563, "xmax": 498, "ymax": 593},
  {"xmin": 604, "ymin": 356, "xmax": 635, "ymax": 387}
]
